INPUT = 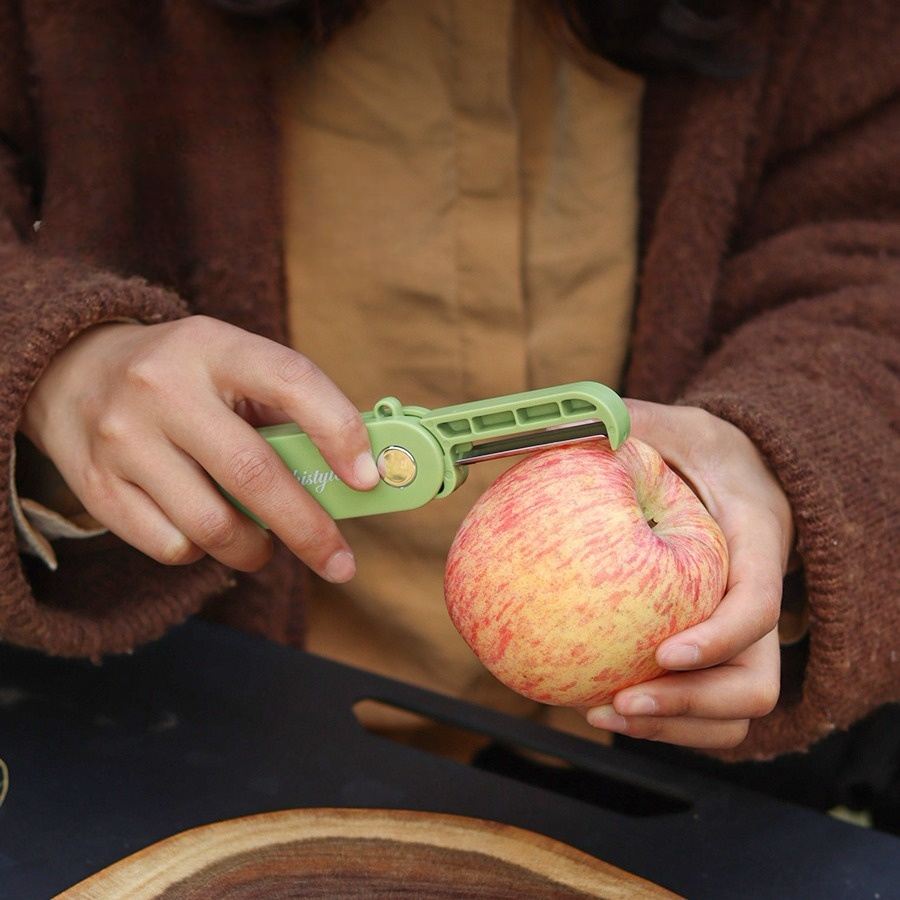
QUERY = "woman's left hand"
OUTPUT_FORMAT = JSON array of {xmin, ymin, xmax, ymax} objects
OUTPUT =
[{"xmin": 585, "ymin": 399, "xmax": 795, "ymax": 750}]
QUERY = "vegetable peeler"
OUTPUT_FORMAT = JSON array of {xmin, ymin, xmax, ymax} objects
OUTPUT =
[{"xmin": 231, "ymin": 381, "xmax": 629, "ymax": 521}]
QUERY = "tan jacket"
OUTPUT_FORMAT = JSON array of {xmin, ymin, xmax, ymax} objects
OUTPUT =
[{"xmin": 0, "ymin": 0, "xmax": 898, "ymax": 761}]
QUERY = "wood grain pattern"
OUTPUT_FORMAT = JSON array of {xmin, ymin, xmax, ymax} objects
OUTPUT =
[{"xmin": 55, "ymin": 808, "xmax": 681, "ymax": 899}]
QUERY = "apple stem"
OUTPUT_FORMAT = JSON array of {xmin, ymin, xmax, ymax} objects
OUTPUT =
[{"xmin": 647, "ymin": 517, "xmax": 659, "ymax": 529}]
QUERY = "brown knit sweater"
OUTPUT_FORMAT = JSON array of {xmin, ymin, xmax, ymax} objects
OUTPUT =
[{"xmin": 0, "ymin": 0, "xmax": 897, "ymax": 761}]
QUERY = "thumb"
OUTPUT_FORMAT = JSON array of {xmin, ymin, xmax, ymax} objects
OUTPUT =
[
  {"xmin": 623, "ymin": 398, "xmax": 700, "ymax": 463},
  {"xmin": 621, "ymin": 399, "xmax": 718, "ymax": 513}
]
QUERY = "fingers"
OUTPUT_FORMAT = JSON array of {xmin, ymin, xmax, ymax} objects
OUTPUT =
[
  {"xmin": 586, "ymin": 631, "xmax": 781, "ymax": 750},
  {"xmin": 152, "ymin": 325, "xmax": 372, "ymax": 576},
  {"xmin": 587, "ymin": 706, "xmax": 751, "ymax": 750},
  {"xmin": 653, "ymin": 632, "xmax": 782, "ymax": 721},
  {"xmin": 655, "ymin": 503, "xmax": 785, "ymax": 671},
  {"xmin": 200, "ymin": 321, "xmax": 379, "ymax": 491},
  {"xmin": 624, "ymin": 396, "xmax": 792, "ymax": 671},
  {"xmin": 579, "ymin": 398, "xmax": 795, "ymax": 751},
  {"xmin": 180, "ymin": 414, "xmax": 358, "ymax": 580},
  {"xmin": 78, "ymin": 437, "xmax": 354, "ymax": 581},
  {"xmin": 24, "ymin": 316, "xmax": 377, "ymax": 579},
  {"xmin": 88, "ymin": 437, "xmax": 275, "ymax": 571},
  {"xmin": 86, "ymin": 478, "xmax": 210, "ymax": 567},
  {"xmin": 583, "ymin": 511, "xmax": 783, "ymax": 751}
]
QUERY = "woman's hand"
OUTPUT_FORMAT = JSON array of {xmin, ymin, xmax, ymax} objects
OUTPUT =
[
  {"xmin": 584, "ymin": 399, "xmax": 795, "ymax": 750},
  {"xmin": 20, "ymin": 316, "xmax": 379, "ymax": 580}
]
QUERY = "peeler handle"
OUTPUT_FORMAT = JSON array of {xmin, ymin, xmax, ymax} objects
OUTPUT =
[{"xmin": 228, "ymin": 398, "xmax": 446, "ymax": 523}]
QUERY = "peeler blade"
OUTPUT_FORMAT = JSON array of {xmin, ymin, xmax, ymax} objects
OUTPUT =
[{"xmin": 453, "ymin": 420, "xmax": 610, "ymax": 465}]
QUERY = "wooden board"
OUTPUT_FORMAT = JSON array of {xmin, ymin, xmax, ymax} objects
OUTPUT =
[{"xmin": 55, "ymin": 807, "xmax": 681, "ymax": 898}]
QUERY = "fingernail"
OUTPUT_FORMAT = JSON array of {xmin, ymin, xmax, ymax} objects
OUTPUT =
[
  {"xmin": 324, "ymin": 549, "xmax": 356, "ymax": 583},
  {"xmin": 658, "ymin": 643, "xmax": 700, "ymax": 669},
  {"xmin": 619, "ymin": 693, "xmax": 656, "ymax": 716},
  {"xmin": 586, "ymin": 705, "xmax": 628, "ymax": 733},
  {"xmin": 354, "ymin": 452, "xmax": 380, "ymax": 489}
]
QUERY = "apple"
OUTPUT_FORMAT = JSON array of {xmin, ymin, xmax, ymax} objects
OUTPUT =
[{"xmin": 443, "ymin": 437, "xmax": 728, "ymax": 707}]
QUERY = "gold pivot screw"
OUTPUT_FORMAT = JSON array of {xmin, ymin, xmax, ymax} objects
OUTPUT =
[{"xmin": 376, "ymin": 446, "xmax": 417, "ymax": 487}]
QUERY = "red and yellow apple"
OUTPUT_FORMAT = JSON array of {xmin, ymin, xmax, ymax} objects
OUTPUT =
[{"xmin": 443, "ymin": 438, "xmax": 728, "ymax": 707}]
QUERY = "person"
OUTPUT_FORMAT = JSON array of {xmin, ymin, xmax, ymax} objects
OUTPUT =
[{"xmin": 0, "ymin": 0, "xmax": 897, "ymax": 770}]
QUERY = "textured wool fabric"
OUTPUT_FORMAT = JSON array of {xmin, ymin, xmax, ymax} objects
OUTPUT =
[{"xmin": 0, "ymin": 0, "xmax": 898, "ymax": 761}]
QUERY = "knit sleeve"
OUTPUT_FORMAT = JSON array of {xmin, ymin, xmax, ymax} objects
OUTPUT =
[
  {"xmin": 0, "ymin": 10, "xmax": 235, "ymax": 655},
  {"xmin": 0, "ymin": 243, "xmax": 249, "ymax": 656},
  {"xmin": 677, "ymin": 3, "xmax": 900, "ymax": 759},
  {"xmin": 684, "ymin": 245, "xmax": 900, "ymax": 760}
]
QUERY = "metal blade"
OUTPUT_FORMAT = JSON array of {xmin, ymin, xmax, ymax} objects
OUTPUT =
[{"xmin": 453, "ymin": 420, "xmax": 609, "ymax": 465}]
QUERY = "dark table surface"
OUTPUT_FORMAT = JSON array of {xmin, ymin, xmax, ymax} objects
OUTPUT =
[{"xmin": 1, "ymin": 618, "xmax": 898, "ymax": 899}]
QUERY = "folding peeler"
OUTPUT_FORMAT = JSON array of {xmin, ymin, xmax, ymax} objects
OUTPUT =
[{"xmin": 230, "ymin": 381, "xmax": 630, "ymax": 521}]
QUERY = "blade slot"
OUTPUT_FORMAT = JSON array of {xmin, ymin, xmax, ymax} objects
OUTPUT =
[
  {"xmin": 515, "ymin": 400, "xmax": 562, "ymax": 425},
  {"xmin": 472, "ymin": 409, "xmax": 517, "ymax": 432}
]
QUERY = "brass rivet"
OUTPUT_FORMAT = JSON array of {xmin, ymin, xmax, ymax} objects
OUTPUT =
[{"xmin": 376, "ymin": 447, "xmax": 417, "ymax": 487}]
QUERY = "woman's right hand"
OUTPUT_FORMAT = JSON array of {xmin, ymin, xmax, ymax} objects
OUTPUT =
[{"xmin": 20, "ymin": 315, "xmax": 380, "ymax": 580}]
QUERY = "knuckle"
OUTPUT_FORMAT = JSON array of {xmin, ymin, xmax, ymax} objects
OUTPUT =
[
  {"xmin": 75, "ymin": 469, "xmax": 129, "ymax": 525},
  {"xmin": 285, "ymin": 515, "xmax": 332, "ymax": 558},
  {"xmin": 280, "ymin": 510, "xmax": 342, "ymax": 566},
  {"xmin": 122, "ymin": 318, "xmax": 220, "ymax": 400},
  {"xmin": 627, "ymin": 718, "xmax": 666, "ymax": 741},
  {"xmin": 191, "ymin": 505, "xmax": 242, "ymax": 552},
  {"xmin": 330, "ymin": 405, "xmax": 366, "ymax": 443},
  {"xmin": 307, "ymin": 401, "xmax": 366, "ymax": 450},
  {"xmin": 171, "ymin": 313, "xmax": 221, "ymax": 346},
  {"xmin": 748, "ymin": 577, "xmax": 785, "ymax": 639},
  {"xmin": 759, "ymin": 572, "xmax": 785, "ymax": 617},
  {"xmin": 123, "ymin": 347, "xmax": 170, "ymax": 395},
  {"xmin": 677, "ymin": 692, "xmax": 700, "ymax": 719},
  {"xmin": 117, "ymin": 357, "xmax": 181, "ymax": 417},
  {"xmin": 93, "ymin": 408, "xmax": 135, "ymax": 447},
  {"xmin": 273, "ymin": 350, "xmax": 320, "ymax": 392},
  {"xmin": 226, "ymin": 445, "xmax": 280, "ymax": 497}
]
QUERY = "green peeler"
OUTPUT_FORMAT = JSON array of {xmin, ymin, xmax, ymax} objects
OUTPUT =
[{"xmin": 229, "ymin": 381, "xmax": 630, "ymax": 522}]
